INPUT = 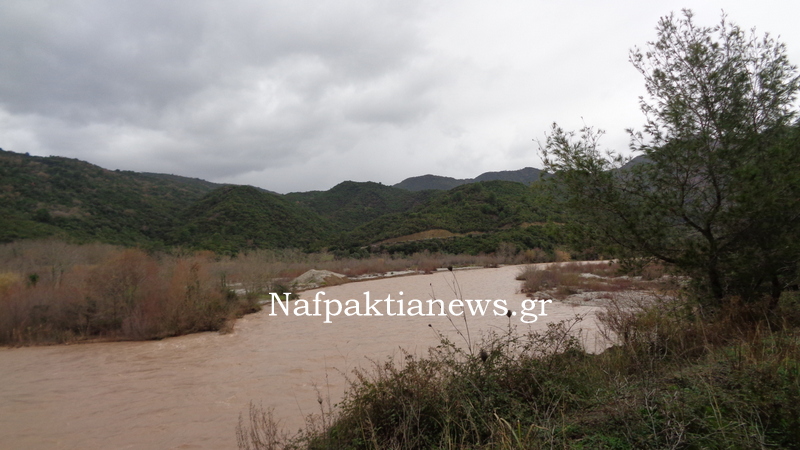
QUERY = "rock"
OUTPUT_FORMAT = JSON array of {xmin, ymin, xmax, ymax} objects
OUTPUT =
[{"xmin": 292, "ymin": 270, "xmax": 349, "ymax": 290}]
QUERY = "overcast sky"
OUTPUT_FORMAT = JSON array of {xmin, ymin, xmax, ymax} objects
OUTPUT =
[{"xmin": 1, "ymin": 1, "xmax": 798, "ymax": 193}]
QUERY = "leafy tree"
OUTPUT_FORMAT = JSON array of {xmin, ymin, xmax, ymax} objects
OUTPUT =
[{"xmin": 541, "ymin": 10, "xmax": 800, "ymax": 304}]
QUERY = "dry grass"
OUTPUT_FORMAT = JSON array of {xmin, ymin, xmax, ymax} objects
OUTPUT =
[
  {"xmin": 516, "ymin": 261, "xmax": 676, "ymax": 300},
  {"xmin": 236, "ymin": 402, "xmax": 291, "ymax": 450}
]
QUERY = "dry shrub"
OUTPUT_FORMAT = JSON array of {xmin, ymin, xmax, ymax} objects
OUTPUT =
[
  {"xmin": 517, "ymin": 265, "xmax": 553, "ymax": 291},
  {"xmin": 236, "ymin": 402, "xmax": 291, "ymax": 450},
  {"xmin": 0, "ymin": 266, "xmax": 88, "ymax": 343},
  {"xmin": 517, "ymin": 264, "xmax": 592, "ymax": 296},
  {"xmin": 576, "ymin": 276, "xmax": 634, "ymax": 293},
  {"xmin": 358, "ymin": 257, "xmax": 390, "ymax": 275},
  {"xmin": 330, "ymin": 257, "xmax": 391, "ymax": 277},
  {"xmin": 522, "ymin": 247, "xmax": 551, "ymax": 263},
  {"xmin": 596, "ymin": 293, "xmax": 778, "ymax": 373},
  {"xmin": 413, "ymin": 252, "xmax": 440, "ymax": 274},
  {"xmin": 160, "ymin": 258, "xmax": 230, "ymax": 336},
  {"xmin": 86, "ymin": 249, "xmax": 160, "ymax": 335},
  {"xmin": 517, "ymin": 261, "xmax": 673, "ymax": 300},
  {"xmin": 0, "ymin": 244, "xmax": 252, "ymax": 345},
  {"xmin": 639, "ymin": 262, "xmax": 667, "ymax": 280},
  {"xmin": 582, "ymin": 261, "xmax": 621, "ymax": 277},
  {"xmin": 0, "ymin": 272, "xmax": 21, "ymax": 293},
  {"xmin": 495, "ymin": 241, "xmax": 519, "ymax": 263},
  {"xmin": 554, "ymin": 249, "xmax": 571, "ymax": 262},
  {"xmin": 0, "ymin": 239, "xmax": 117, "ymax": 285}
]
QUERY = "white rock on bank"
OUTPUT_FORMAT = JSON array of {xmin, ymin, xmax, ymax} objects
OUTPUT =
[{"xmin": 292, "ymin": 269, "xmax": 348, "ymax": 290}]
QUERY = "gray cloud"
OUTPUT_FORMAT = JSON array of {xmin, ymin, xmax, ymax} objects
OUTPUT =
[{"xmin": 1, "ymin": 0, "xmax": 799, "ymax": 192}]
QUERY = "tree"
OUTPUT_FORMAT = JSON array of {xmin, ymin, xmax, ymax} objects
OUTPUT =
[{"xmin": 541, "ymin": 10, "xmax": 800, "ymax": 304}]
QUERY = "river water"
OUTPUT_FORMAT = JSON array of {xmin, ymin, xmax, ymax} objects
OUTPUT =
[{"xmin": 0, "ymin": 265, "xmax": 606, "ymax": 449}]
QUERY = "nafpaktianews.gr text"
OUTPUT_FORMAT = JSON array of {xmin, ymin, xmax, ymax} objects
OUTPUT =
[{"xmin": 269, "ymin": 291, "xmax": 551, "ymax": 324}]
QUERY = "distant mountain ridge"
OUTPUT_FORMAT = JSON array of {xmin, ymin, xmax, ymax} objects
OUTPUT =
[
  {"xmin": 0, "ymin": 148, "xmax": 560, "ymax": 253},
  {"xmin": 394, "ymin": 167, "xmax": 544, "ymax": 191},
  {"xmin": 285, "ymin": 181, "xmax": 434, "ymax": 231}
]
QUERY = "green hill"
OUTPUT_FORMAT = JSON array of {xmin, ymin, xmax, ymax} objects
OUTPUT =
[
  {"xmin": 285, "ymin": 181, "xmax": 434, "ymax": 231},
  {"xmin": 171, "ymin": 185, "xmax": 332, "ymax": 253},
  {"xmin": 0, "ymin": 149, "xmax": 562, "ymax": 255},
  {"xmin": 393, "ymin": 174, "xmax": 469, "ymax": 191},
  {"xmin": 394, "ymin": 167, "xmax": 544, "ymax": 191},
  {"xmin": 342, "ymin": 180, "xmax": 560, "ymax": 247},
  {"xmin": 0, "ymin": 149, "xmax": 218, "ymax": 246}
]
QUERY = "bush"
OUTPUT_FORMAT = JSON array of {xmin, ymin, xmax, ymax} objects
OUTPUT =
[
  {"xmin": 239, "ymin": 317, "xmax": 597, "ymax": 449},
  {"xmin": 0, "ymin": 245, "xmax": 260, "ymax": 344}
]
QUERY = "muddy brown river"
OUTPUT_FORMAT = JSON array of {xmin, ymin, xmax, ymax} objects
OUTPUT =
[{"xmin": 0, "ymin": 265, "xmax": 605, "ymax": 449}]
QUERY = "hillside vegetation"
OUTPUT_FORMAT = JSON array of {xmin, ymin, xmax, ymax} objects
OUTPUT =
[
  {"xmin": 0, "ymin": 149, "xmax": 218, "ymax": 246},
  {"xmin": 171, "ymin": 185, "xmax": 333, "ymax": 254},
  {"xmin": 1, "ymin": 149, "xmax": 563, "ymax": 257},
  {"xmin": 284, "ymin": 181, "xmax": 434, "ymax": 231},
  {"xmin": 338, "ymin": 180, "xmax": 566, "ymax": 256},
  {"xmin": 393, "ymin": 167, "xmax": 543, "ymax": 191}
]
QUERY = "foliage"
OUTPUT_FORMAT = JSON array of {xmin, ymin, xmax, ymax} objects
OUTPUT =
[
  {"xmin": 0, "ymin": 149, "xmax": 219, "ymax": 247},
  {"xmin": 369, "ymin": 225, "xmax": 560, "ymax": 258},
  {"xmin": 340, "ymin": 180, "xmax": 564, "ymax": 248},
  {"xmin": 1, "ymin": 150, "xmax": 565, "ymax": 256},
  {"xmin": 285, "ymin": 181, "xmax": 434, "ymax": 232},
  {"xmin": 541, "ymin": 10, "xmax": 800, "ymax": 304},
  {"xmin": 171, "ymin": 185, "xmax": 333, "ymax": 254},
  {"xmin": 0, "ymin": 245, "xmax": 261, "ymax": 344}
]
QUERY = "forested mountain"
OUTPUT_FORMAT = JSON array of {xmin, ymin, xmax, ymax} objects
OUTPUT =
[
  {"xmin": 0, "ymin": 149, "xmax": 219, "ymax": 246},
  {"xmin": 171, "ymin": 185, "xmax": 332, "ymax": 253},
  {"xmin": 345, "ymin": 181, "xmax": 548, "ymax": 243},
  {"xmin": 333, "ymin": 180, "xmax": 563, "ymax": 255},
  {"xmin": 394, "ymin": 167, "xmax": 544, "ymax": 191},
  {"xmin": 284, "ymin": 181, "xmax": 434, "ymax": 231},
  {"xmin": 0, "ymin": 149, "xmax": 559, "ymax": 254}
]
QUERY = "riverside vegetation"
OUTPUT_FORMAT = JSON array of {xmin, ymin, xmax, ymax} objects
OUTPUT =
[{"xmin": 0, "ymin": 239, "xmax": 558, "ymax": 345}]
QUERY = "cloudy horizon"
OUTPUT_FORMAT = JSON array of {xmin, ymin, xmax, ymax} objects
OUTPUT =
[{"xmin": 1, "ymin": 1, "xmax": 798, "ymax": 193}]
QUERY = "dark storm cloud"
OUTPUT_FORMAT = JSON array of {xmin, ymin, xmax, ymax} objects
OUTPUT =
[
  {"xmin": 0, "ymin": 0, "xmax": 439, "ymax": 180},
  {"xmin": 1, "ymin": 1, "xmax": 798, "ymax": 192}
]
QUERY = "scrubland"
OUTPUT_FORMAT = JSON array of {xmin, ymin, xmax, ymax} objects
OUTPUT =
[
  {"xmin": 0, "ymin": 239, "xmax": 567, "ymax": 345},
  {"xmin": 0, "ymin": 240, "xmax": 255, "ymax": 344}
]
